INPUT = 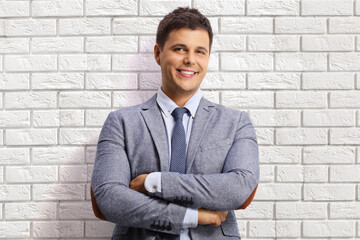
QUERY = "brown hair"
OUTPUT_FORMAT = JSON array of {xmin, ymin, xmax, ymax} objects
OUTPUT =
[{"xmin": 156, "ymin": 7, "xmax": 213, "ymax": 51}]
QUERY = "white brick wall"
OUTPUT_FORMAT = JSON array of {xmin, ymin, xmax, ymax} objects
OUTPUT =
[{"xmin": 0, "ymin": 0, "xmax": 359, "ymax": 239}]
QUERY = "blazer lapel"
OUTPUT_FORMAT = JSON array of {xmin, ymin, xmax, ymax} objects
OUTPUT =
[
  {"xmin": 186, "ymin": 97, "xmax": 216, "ymax": 172},
  {"xmin": 140, "ymin": 94, "xmax": 169, "ymax": 172}
]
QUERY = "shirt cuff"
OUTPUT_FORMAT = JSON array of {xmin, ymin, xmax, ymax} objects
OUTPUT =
[
  {"xmin": 144, "ymin": 172, "xmax": 162, "ymax": 193},
  {"xmin": 182, "ymin": 208, "xmax": 198, "ymax": 229}
]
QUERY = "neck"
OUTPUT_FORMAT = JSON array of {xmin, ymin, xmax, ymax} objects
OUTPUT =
[{"xmin": 161, "ymin": 88, "xmax": 197, "ymax": 108}]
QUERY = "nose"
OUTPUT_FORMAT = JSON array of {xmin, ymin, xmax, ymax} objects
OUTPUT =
[{"xmin": 183, "ymin": 52, "xmax": 195, "ymax": 65}]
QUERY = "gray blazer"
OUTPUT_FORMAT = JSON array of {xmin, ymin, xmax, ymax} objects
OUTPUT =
[{"xmin": 91, "ymin": 94, "xmax": 259, "ymax": 240}]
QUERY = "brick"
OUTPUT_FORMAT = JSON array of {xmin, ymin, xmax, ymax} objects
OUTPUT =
[
  {"xmin": 302, "ymin": 0, "xmax": 353, "ymax": 15},
  {"xmin": 86, "ymin": 109, "xmax": 111, "ymax": 126},
  {"xmin": 357, "ymin": 0, "xmax": 360, "ymax": 15},
  {"xmin": 0, "ymin": 148, "xmax": 29, "ymax": 165},
  {"xmin": 330, "ymin": 17, "xmax": 360, "ymax": 33},
  {"xmin": 0, "ymin": 222, "xmax": 30, "ymax": 238},
  {"xmin": 194, "ymin": 0, "xmax": 244, "ymax": 15},
  {"xmin": 5, "ymin": 19, "xmax": 56, "ymax": 36},
  {"xmin": 330, "ymin": 128, "xmax": 360, "ymax": 144},
  {"xmin": 60, "ymin": 110, "xmax": 84, "ymax": 126},
  {"xmin": 247, "ymin": 0, "xmax": 299, "ymax": 15},
  {"xmin": 5, "ymin": 202, "xmax": 56, "ymax": 219},
  {"xmin": 201, "ymin": 73, "xmax": 245, "ymax": 89},
  {"xmin": 86, "ymin": 0, "xmax": 137, "ymax": 16},
  {"xmin": 86, "ymin": 36, "xmax": 137, "ymax": 53},
  {"xmin": 304, "ymin": 110, "xmax": 355, "ymax": 127},
  {"xmin": 0, "ymin": 38, "xmax": 29, "ymax": 54},
  {"xmin": 221, "ymin": 53, "xmax": 273, "ymax": 71},
  {"xmin": 59, "ymin": 91, "xmax": 111, "ymax": 108},
  {"xmin": 0, "ymin": 111, "xmax": 29, "ymax": 127},
  {"xmin": 275, "ymin": 17, "xmax": 326, "ymax": 33},
  {"xmin": 85, "ymin": 147, "xmax": 96, "ymax": 163},
  {"xmin": 255, "ymin": 128, "xmax": 274, "ymax": 145},
  {"xmin": 221, "ymin": 17, "xmax": 273, "ymax": 33},
  {"xmin": 32, "ymin": 73, "xmax": 84, "ymax": 90},
  {"xmin": 5, "ymin": 91, "xmax": 57, "ymax": 109},
  {"xmin": 139, "ymin": 73, "xmax": 160, "ymax": 89},
  {"xmin": 235, "ymin": 202, "xmax": 273, "ymax": 219},
  {"xmin": 0, "ymin": 1, "xmax": 29, "ymax": 17},
  {"xmin": 0, "ymin": 74, "xmax": 29, "ymax": 90},
  {"xmin": 59, "ymin": 201, "xmax": 94, "ymax": 219},
  {"xmin": 32, "ymin": 37, "xmax": 83, "ymax": 53},
  {"xmin": 222, "ymin": 91, "xmax": 274, "ymax": 108},
  {"xmin": 0, "ymin": 185, "xmax": 30, "ymax": 201},
  {"xmin": 7, "ymin": 166, "xmax": 57, "ymax": 183},
  {"xmin": 212, "ymin": 35, "xmax": 246, "ymax": 52},
  {"xmin": 358, "ymin": 73, "xmax": 360, "ymax": 89},
  {"xmin": 331, "ymin": 53, "xmax": 360, "ymax": 71},
  {"xmin": 330, "ymin": 165, "xmax": 360, "ymax": 182},
  {"xmin": 33, "ymin": 221, "xmax": 83, "ymax": 237},
  {"xmin": 249, "ymin": 221, "xmax": 275, "ymax": 237},
  {"xmin": 275, "ymin": 53, "xmax": 327, "ymax": 71},
  {"xmin": 331, "ymin": 91, "xmax": 360, "ymax": 108},
  {"xmin": 140, "ymin": 0, "xmax": 191, "ymax": 15},
  {"xmin": 85, "ymin": 221, "xmax": 115, "ymax": 237},
  {"xmin": 303, "ymin": 73, "xmax": 354, "ymax": 89},
  {"xmin": 249, "ymin": 110, "xmax": 300, "ymax": 127},
  {"xmin": 139, "ymin": 36, "xmax": 156, "ymax": 53},
  {"xmin": 33, "ymin": 184, "xmax": 85, "ymax": 200},
  {"xmin": 276, "ymin": 128, "xmax": 327, "ymax": 145},
  {"xmin": 0, "ymin": 56, "xmax": 2, "ymax": 71},
  {"xmin": 32, "ymin": 0, "xmax": 83, "ymax": 17},
  {"xmin": 60, "ymin": 165, "xmax": 87, "ymax": 182},
  {"xmin": 330, "ymin": 202, "xmax": 360, "ymax": 219},
  {"xmin": 59, "ymin": 55, "xmax": 110, "ymax": 71},
  {"xmin": 5, "ymin": 55, "xmax": 57, "ymax": 72},
  {"xmin": 86, "ymin": 73, "xmax": 137, "ymax": 90},
  {"xmin": 259, "ymin": 165, "xmax": 274, "ymax": 182},
  {"xmin": 208, "ymin": 53, "xmax": 220, "ymax": 71},
  {"xmin": 203, "ymin": 91, "xmax": 220, "ymax": 104},
  {"xmin": 6, "ymin": 129, "xmax": 57, "ymax": 146},
  {"xmin": 0, "ymin": 130, "xmax": 2, "ymax": 145},
  {"xmin": 33, "ymin": 110, "xmax": 59, "ymax": 127},
  {"xmin": 113, "ymin": 18, "xmax": 160, "ymax": 34},
  {"xmin": 304, "ymin": 146, "xmax": 355, "ymax": 164},
  {"xmin": 60, "ymin": 128, "xmax": 100, "ymax": 145},
  {"xmin": 277, "ymin": 165, "xmax": 328, "ymax": 182},
  {"xmin": 277, "ymin": 91, "xmax": 327, "ymax": 108},
  {"xmin": 113, "ymin": 91, "xmax": 156, "ymax": 108},
  {"xmin": 59, "ymin": 18, "xmax": 110, "ymax": 35},
  {"xmin": 276, "ymin": 202, "xmax": 327, "ymax": 219},
  {"xmin": 33, "ymin": 147, "xmax": 84, "ymax": 165},
  {"xmin": 255, "ymin": 183, "xmax": 301, "ymax": 200},
  {"xmin": 303, "ymin": 221, "xmax": 355, "ymax": 237},
  {"xmin": 113, "ymin": 54, "xmax": 160, "ymax": 71},
  {"xmin": 276, "ymin": 221, "xmax": 301, "ymax": 237},
  {"xmin": 248, "ymin": 73, "xmax": 300, "ymax": 89},
  {"xmin": 248, "ymin": 35, "xmax": 299, "ymax": 52},
  {"xmin": 303, "ymin": 35, "xmax": 354, "ymax": 52},
  {"xmin": 259, "ymin": 146, "xmax": 301, "ymax": 163},
  {"xmin": 304, "ymin": 184, "xmax": 355, "ymax": 200}
]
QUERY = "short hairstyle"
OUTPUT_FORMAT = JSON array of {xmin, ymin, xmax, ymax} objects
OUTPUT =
[{"xmin": 156, "ymin": 7, "xmax": 213, "ymax": 51}]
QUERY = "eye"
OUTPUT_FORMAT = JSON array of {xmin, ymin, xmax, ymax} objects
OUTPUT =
[
  {"xmin": 197, "ymin": 50, "xmax": 206, "ymax": 55},
  {"xmin": 174, "ymin": 47, "xmax": 185, "ymax": 52}
]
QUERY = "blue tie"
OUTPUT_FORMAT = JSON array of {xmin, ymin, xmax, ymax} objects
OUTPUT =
[
  {"xmin": 170, "ymin": 107, "xmax": 188, "ymax": 174},
  {"xmin": 162, "ymin": 107, "xmax": 188, "ymax": 240}
]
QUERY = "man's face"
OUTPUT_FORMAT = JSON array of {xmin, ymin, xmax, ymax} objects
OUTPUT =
[{"xmin": 154, "ymin": 28, "xmax": 210, "ymax": 100}]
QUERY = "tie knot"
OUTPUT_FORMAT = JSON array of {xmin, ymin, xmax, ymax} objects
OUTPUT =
[{"xmin": 171, "ymin": 107, "xmax": 188, "ymax": 120}]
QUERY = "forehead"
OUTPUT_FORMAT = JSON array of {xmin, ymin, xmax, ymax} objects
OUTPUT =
[{"xmin": 164, "ymin": 28, "xmax": 210, "ymax": 49}]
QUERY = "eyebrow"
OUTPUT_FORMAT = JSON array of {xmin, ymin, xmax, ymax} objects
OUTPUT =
[{"xmin": 170, "ymin": 43, "xmax": 209, "ymax": 53}]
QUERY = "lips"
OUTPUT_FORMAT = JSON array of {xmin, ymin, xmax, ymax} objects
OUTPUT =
[{"xmin": 176, "ymin": 69, "xmax": 198, "ymax": 78}]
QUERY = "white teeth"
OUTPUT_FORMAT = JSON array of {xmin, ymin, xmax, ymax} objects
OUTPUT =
[{"xmin": 180, "ymin": 70, "xmax": 195, "ymax": 75}]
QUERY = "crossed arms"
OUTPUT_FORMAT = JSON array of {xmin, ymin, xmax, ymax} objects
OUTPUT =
[{"xmin": 91, "ymin": 110, "xmax": 259, "ymax": 234}]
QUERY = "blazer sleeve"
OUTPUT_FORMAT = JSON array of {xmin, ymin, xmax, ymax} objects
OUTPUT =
[
  {"xmin": 91, "ymin": 111, "xmax": 187, "ymax": 234},
  {"xmin": 160, "ymin": 111, "xmax": 260, "ymax": 211}
]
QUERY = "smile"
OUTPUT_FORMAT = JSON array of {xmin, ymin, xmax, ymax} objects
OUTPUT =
[{"xmin": 176, "ymin": 69, "xmax": 198, "ymax": 78}]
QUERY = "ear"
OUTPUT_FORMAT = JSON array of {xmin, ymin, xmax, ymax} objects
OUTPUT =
[{"xmin": 154, "ymin": 43, "xmax": 161, "ymax": 66}]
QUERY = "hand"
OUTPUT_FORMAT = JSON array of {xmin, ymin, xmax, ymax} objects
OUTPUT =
[
  {"xmin": 129, "ymin": 174, "xmax": 149, "ymax": 195},
  {"xmin": 198, "ymin": 208, "xmax": 228, "ymax": 227}
]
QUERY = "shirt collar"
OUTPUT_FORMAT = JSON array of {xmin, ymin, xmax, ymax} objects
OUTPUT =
[{"xmin": 156, "ymin": 87, "xmax": 202, "ymax": 118}]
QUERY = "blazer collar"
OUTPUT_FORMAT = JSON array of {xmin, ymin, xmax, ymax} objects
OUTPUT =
[{"xmin": 140, "ymin": 94, "xmax": 216, "ymax": 172}]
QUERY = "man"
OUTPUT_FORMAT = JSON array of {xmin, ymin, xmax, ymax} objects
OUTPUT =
[{"xmin": 91, "ymin": 7, "xmax": 259, "ymax": 240}]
